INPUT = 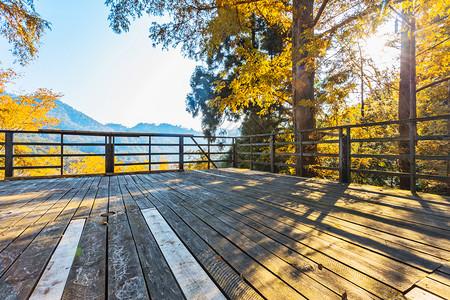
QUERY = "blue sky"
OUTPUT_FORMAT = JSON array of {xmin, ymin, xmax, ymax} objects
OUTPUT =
[{"xmin": 0, "ymin": 0, "xmax": 202, "ymax": 130}]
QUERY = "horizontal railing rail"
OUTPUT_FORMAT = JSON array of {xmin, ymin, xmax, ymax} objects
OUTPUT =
[
  {"xmin": 0, "ymin": 129, "xmax": 234, "ymax": 179},
  {"xmin": 234, "ymin": 115, "xmax": 450, "ymax": 194}
]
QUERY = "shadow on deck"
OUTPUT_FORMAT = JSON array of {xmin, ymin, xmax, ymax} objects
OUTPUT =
[{"xmin": 0, "ymin": 168, "xmax": 449, "ymax": 299}]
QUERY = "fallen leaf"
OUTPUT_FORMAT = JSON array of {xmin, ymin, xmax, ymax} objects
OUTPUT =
[
  {"xmin": 240, "ymin": 273, "xmax": 244, "ymax": 280},
  {"xmin": 341, "ymin": 292, "xmax": 347, "ymax": 300},
  {"xmin": 217, "ymin": 255, "xmax": 222, "ymax": 262},
  {"xmin": 101, "ymin": 221, "xmax": 108, "ymax": 226}
]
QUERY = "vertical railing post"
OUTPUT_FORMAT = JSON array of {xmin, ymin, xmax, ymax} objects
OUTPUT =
[
  {"xmin": 346, "ymin": 127, "xmax": 351, "ymax": 182},
  {"xmin": 447, "ymin": 117, "xmax": 450, "ymax": 179},
  {"xmin": 270, "ymin": 133, "xmax": 275, "ymax": 173},
  {"xmin": 179, "ymin": 136, "xmax": 184, "ymax": 170},
  {"xmin": 339, "ymin": 127, "xmax": 350, "ymax": 183},
  {"xmin": 250, "ymin": 136, "xmax": 253, "ymax": 170},
  {"xmin": 5, "ymin": 132, "xmax": 13, "ymax": 178},
  {"xmin": 232, "ymin": 138, "xmax": 237, "ymax": 168},
  {"xmin": 296, "ymin": 131, "xmax": 304, "ymax": 177},
  {"xmin": 60, "ymin": 133, "xmax": 64, "ymax": 176},
  {"xmin": 207, "ymin": 138, "xmax": 211, "ymax": 170},
  {"xmin": 409, "ymin": 120, "xmax": 417, "ymax": 194},
  {"xmin": 149, "ymin": 136, "xmax": 152, "ymax": 172},
  {"xmin": 105, "ymin": 135, "xmax": 114, "ymax": 174}
]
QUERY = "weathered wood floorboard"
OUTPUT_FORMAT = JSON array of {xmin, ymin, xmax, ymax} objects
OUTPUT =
[
  {"xmin": 120, "ymin": 183, "xmax": 185, "ymax": 299},
  {"xmin": 187, "ymin": 171, "xmax": 449, "ymax": 267},
  {"xmin": 107, "ymin": 175, "xmax": 149, "ymax": 300},
  {"xmin": 0, "ymin": 169, "xmax": 448, "ymax": 299},
  {"xmin": 193, "ymin": 170, "xmax": 450, "ymax": 254},
  {"xmin": 155, "ymin": 173, "xmax": 399, "ymax": 299}
]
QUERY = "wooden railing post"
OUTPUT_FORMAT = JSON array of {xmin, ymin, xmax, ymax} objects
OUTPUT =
[
  {"xmin": 250, "ymin": 136, "xmax": 254, "ymax": 170},
  {"xmin": 60, "ymin": 133, "xmax": 64, "ymax": 176},
  {"xmin": 295, "ymin": 131, "xmax": 304, "ymax": 177},
  {"xmin": 270, "ymin": 134, "xmax": 275, "ymax": 173},
  {"xmin": 232, "ymin": 138, "xmax": 237, "ymax": 168},
  {"xmin": 5, "ymin": 132, "xmax": 13, "ymax": 178},
  {"xmin": 149, "ymin": 136, "xmax": 152, "ymax": 172},
  {"xmin": 105, "ymin": 136, "xmax": 114, "ymax": 174},
  {"xmin": 207, "ymin": 138, "xmax": 211, "ymax": 170},
  {"xmin": 409, "ymin": 120, "xmax": 417, "ymax": 194},
  {"xmin": 339, "ymin": 127, "xmax": 351, "ymax": 183},
  {"xmin": 179, "ymin": 136, "xmax": 184, "ymax": 170}
]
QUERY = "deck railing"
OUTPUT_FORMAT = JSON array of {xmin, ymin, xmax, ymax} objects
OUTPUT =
[
  {"xmin": 1, "ymin": 115, "xmax": 449, "ymax": 194},
  {"xmin": 0, "ymin": 129, "xmax": 233, "ymax": 179},
  {"xmin": 234, "ymin": 115, "xmax": 449, "ymax": 194}
]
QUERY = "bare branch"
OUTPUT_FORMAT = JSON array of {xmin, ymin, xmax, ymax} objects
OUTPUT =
[{"xmin": 310, "ymin": 0, "xmax": 331, "ymax": 28}]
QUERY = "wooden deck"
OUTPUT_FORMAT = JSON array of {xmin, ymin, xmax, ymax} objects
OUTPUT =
[{"xmin": 0, "ymin": 168, "xmax": 449, "ymax": 300}]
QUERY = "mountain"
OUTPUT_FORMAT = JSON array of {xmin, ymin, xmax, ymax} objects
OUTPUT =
[
  {"xmin": 46, "ymin": 100, "xmax": 232, "ymax": 162},
  {"xmin": 48, "ymin": 100, "xmax": 200, "ymax": 135}
]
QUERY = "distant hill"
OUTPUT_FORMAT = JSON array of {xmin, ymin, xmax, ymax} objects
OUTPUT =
[
  {"xmin": 45, "ymin": 100, "xmax": 235, "ymax": 162},
  {"xmin": 48, "ymin": 100, "xmax": 200, "ymax": 135}
]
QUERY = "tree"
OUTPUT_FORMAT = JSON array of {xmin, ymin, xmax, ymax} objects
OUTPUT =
[
  {"xmin": 106, "ymin": 0, "xmax": 448, "ymax": 186},
  {"xmin": 105, "ymin": 1, "xmax": 385, "ymax": 166},
  {"xmin": 185, "ymin": 16, "xmax": 289, "ymax": 137},
  {"xmin": 0, "ymin": 0, "xmax": 50, "ymax": 65},
  {"xmin": 0, "ymin": 64, "xmax": 61, "ymax": 178},
  {"xmin": 0, "ymin": 65, "xmax": 59, "ymax": 130}
]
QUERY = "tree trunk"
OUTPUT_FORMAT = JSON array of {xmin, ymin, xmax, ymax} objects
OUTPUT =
[
  {"xmin": 292, "ymin": 0, "xmax": 316, "ymax": 177},
  {"xmin": 398, "ymin": 30, "xmax": 411, "ymax": 190}
]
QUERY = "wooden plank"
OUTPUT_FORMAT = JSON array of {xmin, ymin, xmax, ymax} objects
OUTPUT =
[
  {"xmin": 0, "ymin": 179, "xmax": 83, "ymax": 253},
  {"xmin": 125, "ymin": 184, "xmax": 153, "ymax": 209},
  {"xmin": 187, "ymin": 171, "xmax": 443, "ymax": 268},
  {"xmin": 428, "ymin": 271, "xmax": 450, "ymax": 286},
  {"xmin": 73, "ymin": 178, "xmax": 100, "ymax": 219},
  {"xmin": 90, "ymin": 185, "xmax": 109, "ymax": 217},
  {"xmin": 62, "ymin": 216, "xmax": 107, "ymax": 300},
  {"xmin": 405, "ymin": 287, "xmax": 444, "ymax": 300},
  {"xmin": 438, "ymin": 264, "xmax": 450, "ymax": 275},
  {"xmin": 163, "ymin": 175, "xmax": 408, "ymax": 298},
  {"xmin": 29, "ymin": 219, "xmax": 85, "ymax": 300},
  {"xmin": 137, "ymin": 178, "xmax": 304, "ymax": 299},
  {"xmin": 0, "ymin": 187, "xmax": 88, "ymax": 279},
  {"xmin": 118, "ymin": 174, "xmax": 128, "ymax": 186},
  {"xmin": 216, "ymin": 168, "xmax": 450, "ymax": 212},
  {"xmin": 416, "ymin": 276, "xmax": 450, "ymax": 299},
  {"xmin": 200, "ymin": 198, "xmax": 379, "ymax": 299},
  {"xmin": 98, "ymin": 175, "xmax": 109, "ymax": 188},
  {"xmin": 208, "ymin": 169, "xmax": 450, "ymax": 232},
  {"xmin": 0, "ymin": 186, "xmax": 86, "ymax": 299},
  {"xmin": 142, "ymin": 207, "xmax": 226, "ymax": 300},
  {"xmin": 0, "ymin": 178, "xmax": 74, "ymax": 217},
  {"xmin": 0, "ymin": 179, "xmax": 55, "ymax": 210},
  {"xmin": 194, "ymin": 170, "xmax": 450, "ymax": 257},
  {"xmin": 108, "ymin": 211, "xmax": 149, "ymax": 300},
  {"xmin": 215, "ymin": 168, "xmax": 450, "ymax": 204},
  {"xmin": 191, "ymin": 171, "xmax": 448, "ymax": 268},
  {"xmin": 131, "ymin": 177, "xmax": 263, "ymax": 300},
  {"xmin": 120, "ymin": 185, "xmax": 185, "ymax": 299},
  {"xmin": 108, "ymin": 176, "xmax": 123, "ymax": 213},
  {"xmin": 163, "ymin": 178, "xmax": 400, "ymax": 299}
]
